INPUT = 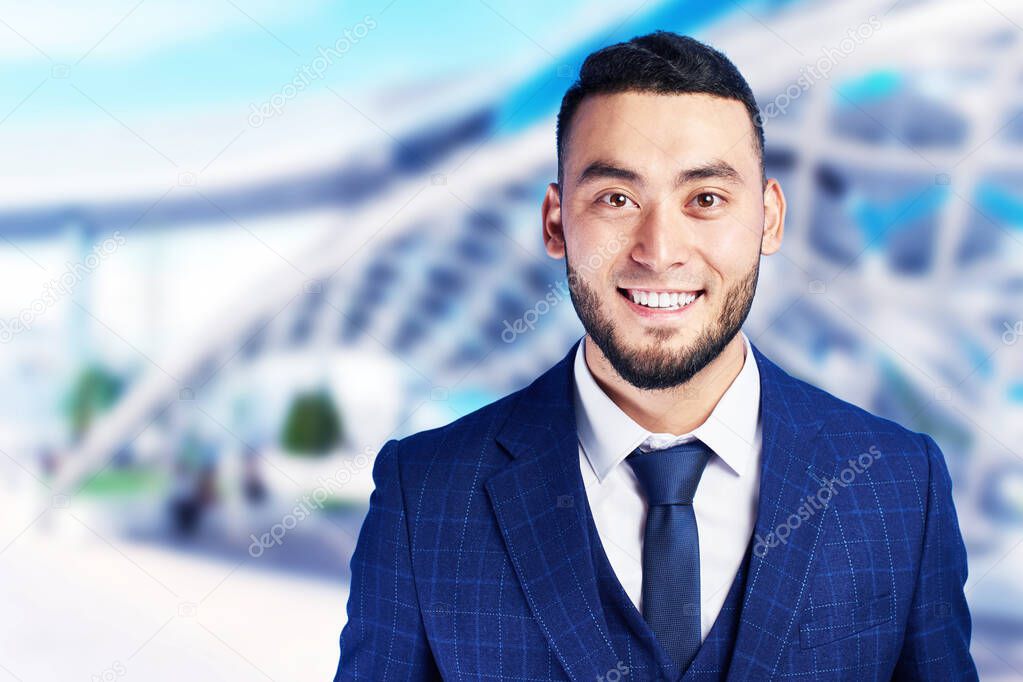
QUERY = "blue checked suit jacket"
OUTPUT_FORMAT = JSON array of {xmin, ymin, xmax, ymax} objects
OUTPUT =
[{"xmin": 332, "ymin": 338, "xmax": 977, "ymax": 681}]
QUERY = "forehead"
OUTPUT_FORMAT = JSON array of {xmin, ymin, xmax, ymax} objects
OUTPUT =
[{"xmin": 565, "ymin": 91, "xmax": 758, "ymax": 180}]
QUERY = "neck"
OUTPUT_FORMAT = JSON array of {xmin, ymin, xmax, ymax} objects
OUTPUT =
[{"xmin": 583, "ymin": 332, "xmax": 747, "ymax": 435}]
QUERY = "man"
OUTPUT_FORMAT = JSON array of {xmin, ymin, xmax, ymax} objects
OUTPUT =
[{"xmin": 333, "ymin": 31, "xmax": 976, "ymax": 681}]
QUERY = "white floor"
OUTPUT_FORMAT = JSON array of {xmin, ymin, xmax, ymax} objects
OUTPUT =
[{"xmin": 0, "ymin": 496, "xmax": 349, "ymax": 682}]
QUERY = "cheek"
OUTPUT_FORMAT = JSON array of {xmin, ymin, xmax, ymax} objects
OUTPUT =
[
  {"xmin": 724, "ymin": 206, "xmax": 765, "ymax": 246},
  {"xmin": 704, "ymin": 213, "xmax": 761, "ymax": 266},
  {"xmin": 568, "ymin": 204, "xmax": 633, "ymax": 243},
  {"xmin": 570, "ymin": 250, "xmax": 616, "ymax": 285},
  {"xmin": 566, "ymin": 230, "xmax": 627, "ymax": 277}
]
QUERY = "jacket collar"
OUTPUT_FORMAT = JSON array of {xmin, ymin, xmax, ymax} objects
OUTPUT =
[{"xmin": 574, "ymin": 330, "xmax": 761, "ymax": 482}]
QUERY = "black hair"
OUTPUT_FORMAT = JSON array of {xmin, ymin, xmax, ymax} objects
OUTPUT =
[{"xmin": 555, "ymin": 30, "xmax": 765, "ymax": 193}]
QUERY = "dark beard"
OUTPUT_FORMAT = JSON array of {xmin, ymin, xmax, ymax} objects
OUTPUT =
[{"xmin": 565, "ymin": 258, "xmax": 758, "ymax": 390}]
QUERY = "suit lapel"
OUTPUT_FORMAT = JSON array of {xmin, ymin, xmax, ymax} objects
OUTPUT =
[
  {"xmin": 485, "ymin": 338, "xmax": 623, "ymax": 682},
  {"xmin": 727, "ymin": 343, "xmax": 835, "ymax": 679},
  {"xmin": 485, "ymin": 337, "xmax": 837, "ymax": 680}
]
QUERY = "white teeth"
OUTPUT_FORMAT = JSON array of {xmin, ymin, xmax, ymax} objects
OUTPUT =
[{"xmin": 625, "ymin": 289, "xmax": 699, "ymax": 309}]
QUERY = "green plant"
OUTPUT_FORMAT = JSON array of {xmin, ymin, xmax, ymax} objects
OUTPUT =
[
  {"xmin": 280, "ymin": 388, "xmax": 343, "ymax": 456},
  {"xmin": 64, "ymin": 364, "xmax": 124, "ymax": 442}
]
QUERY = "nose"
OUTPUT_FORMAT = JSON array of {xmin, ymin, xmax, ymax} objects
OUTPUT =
[{"xmin": 628, "ymin": 199, "xmax": 696, "ymax": 273}]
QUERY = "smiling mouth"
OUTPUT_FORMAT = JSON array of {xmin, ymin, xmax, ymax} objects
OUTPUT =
[{"xmin": 616, "ymin": 287, "xmax": 704, "ymax": 311}]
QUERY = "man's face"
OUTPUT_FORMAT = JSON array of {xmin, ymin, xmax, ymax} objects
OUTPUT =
[{"xmin": 543, "ymin": 91, "xmax": 784, "ymax": 390}]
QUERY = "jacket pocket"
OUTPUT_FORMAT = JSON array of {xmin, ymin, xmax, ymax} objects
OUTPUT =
[{"xmin": 799, "ymin": 593, "xmax": 894, "ymax": 649}]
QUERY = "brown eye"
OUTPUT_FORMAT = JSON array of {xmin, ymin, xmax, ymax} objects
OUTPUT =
[
  {"xmin": 598, "ymin": 192, "xmax": 636, "ymax": 209},
  {"xmin": 695, "ymin": 193, "xmax": 718, "ymax": 208}
]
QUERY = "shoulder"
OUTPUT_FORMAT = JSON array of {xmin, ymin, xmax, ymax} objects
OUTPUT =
[
  {"xmin": 380, "ymin": 340, "xmax": 578, "ymax": 491},
  {"xmin": 803, "ymin": 374, "xmax": 920, "ymax": 440},
  {"xmin": 782, "ymin": 367, "xmax": 937, "ymax": 481},
  {"xmin": 381, "ymin": 386, "xmax": 528, "ymax": 492},
  {"xmin": 754, "ymin": 344, "xmax": 928, "ymax": 444}
]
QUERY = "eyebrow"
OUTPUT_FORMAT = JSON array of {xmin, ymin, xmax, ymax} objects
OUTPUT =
[{"xmin": 575, "ymin": 159, "xmax": 743, "ymax": 189}]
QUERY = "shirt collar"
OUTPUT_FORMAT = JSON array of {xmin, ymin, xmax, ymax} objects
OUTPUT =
[{"xmin": 573, "ymin": 330, "xmax": 762, "ymax": 482}]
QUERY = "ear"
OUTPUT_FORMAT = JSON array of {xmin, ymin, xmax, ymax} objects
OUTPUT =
[
  {"xmin": 761, "ymin": 178, "xmax": 785, "ymax": 255},
  {"xmin": 542, "ymin": 182, "xmax": 566, "ymax": 259}
]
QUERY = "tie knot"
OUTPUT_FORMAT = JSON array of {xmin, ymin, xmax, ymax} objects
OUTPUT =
[{"xmin": 625, "ymin": 439, "xmax": 713, "ymax": 506}]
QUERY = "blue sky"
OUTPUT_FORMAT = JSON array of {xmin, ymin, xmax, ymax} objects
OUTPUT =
[{"xmin": 0, "ymin": 0, "xmax": 630, "ymax": 122}]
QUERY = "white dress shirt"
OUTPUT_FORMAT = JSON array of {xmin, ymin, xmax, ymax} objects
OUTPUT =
[{"xmin": 573, "ymin": 330, "xmax": 763, "ymax": 642}]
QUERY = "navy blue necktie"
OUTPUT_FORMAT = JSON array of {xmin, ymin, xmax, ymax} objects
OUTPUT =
[{"xmin": 625, "ymin": 439, "xmax": 713, "ymax": 672}]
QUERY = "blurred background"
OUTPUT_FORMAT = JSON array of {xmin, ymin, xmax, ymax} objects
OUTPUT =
[{"xmin": 1, "ymin": 0, "xmax": 1021, "ymax": 679}]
